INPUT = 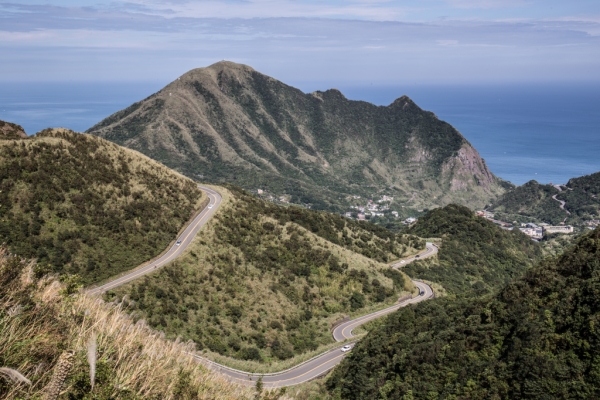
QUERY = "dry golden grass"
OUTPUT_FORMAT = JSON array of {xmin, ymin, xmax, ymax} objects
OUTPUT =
[{"xmin": 0, "ymin": 250, "xmax": 291, "ymax": 399}]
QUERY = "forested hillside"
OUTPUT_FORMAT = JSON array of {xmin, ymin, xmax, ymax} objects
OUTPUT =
[
  {"xmin": 327, "ymin": 227, "xmax": 600, "ymax": 399},
  {"xmin": 88, "ymin": 61, "xmax": 505, "ymax": 212},
  {"xmin": 404, "ymin": 204, "xmax": 542, "ymax": 296},
  {"xmin": 491, "ymin": 174, "xmax": 600, "ymax": 226},
  {"xmin": 0, "ymin": 128, "xmax": 204, "ymax": 284},
  {"xmin": 489, "ymin": 180, "xmax": 565, "ymax": 224},
  {"xmin": 561, "ymin": 172, "xmax": 600, "ymax": 223},
  {"xmin": 110, "ymin": 186, "xmax": 422, "ymax": 365}
]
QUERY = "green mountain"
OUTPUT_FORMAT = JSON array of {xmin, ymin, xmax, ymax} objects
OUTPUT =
[
  {"xmin": 490, "ymin": 173, "xmax": 600, "ymax": 226},
  {"xmin": 109, "ymin": 185, "xmax": 422, "ymax": 365},
  {"xmin": 327, "ymin": 227, "xmax": 600, "ymax": 399},
  {"xmin": 404, "ymin": 204, "xmax": 542, "ymax": 297},
  {"xmin": 87, "ymin": 61, "xmax": 506, "ymax": 212},
  {"xmin": 0, "ymin": 127, "xmax": 204, "ymax": 284}
]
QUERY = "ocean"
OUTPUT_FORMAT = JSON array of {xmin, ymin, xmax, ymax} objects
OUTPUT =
[{"xmin": 1, "ymin": 81, "xmax": 599, "ymax": 186}]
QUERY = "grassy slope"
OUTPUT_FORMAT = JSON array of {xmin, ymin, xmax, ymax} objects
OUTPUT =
[
  {"xmin": 403, "ymin": 204, "xmax": 542, "ymax": 297},
  {"xmin": 87, "ymin": 61, "xmax": 504, "ymax": 213},
  {"xmin": 0, "ymin": 250, "xmax": 268, "ymax": 400},
  {"xmin": 327, "ymin": 227, "xmax": 600, "ymax": 400},
  {"xmin": 0, "ymin": 128, "xmax": 204, "ymax": 285},
  {"xmin": 110, "ymin": 185, "xmax": 421, "ymax": 365}
]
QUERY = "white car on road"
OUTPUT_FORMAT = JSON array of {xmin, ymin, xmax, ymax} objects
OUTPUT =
[
  {"xmin": 208, "ymin": 204, "xmax": 213, "ymax": 209},
  {"xmin": 176, "ymin": 240, "xmax": 182, "ymax": 246},
  {"xmin": 341, "ymin": 345, "xmax": 352, "ymax": 352}
]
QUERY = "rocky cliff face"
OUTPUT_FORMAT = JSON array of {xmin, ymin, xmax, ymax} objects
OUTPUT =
[
  {"xmin": 87, "ymin": 61, "xmax": 505, "ymax": 211},
  {"xmin": 0, "ymin": 120, "xmax": 27, "ymax": 139}
]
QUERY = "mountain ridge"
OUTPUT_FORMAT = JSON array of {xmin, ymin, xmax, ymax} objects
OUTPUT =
[{"xmin": 87, "ymin": 61, "xmax": 506, "ymax": 212}]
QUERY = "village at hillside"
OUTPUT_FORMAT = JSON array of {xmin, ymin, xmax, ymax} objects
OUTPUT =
[{"xmin": 476, "ymin": 210, "xmax": 574, "ymax": 240}]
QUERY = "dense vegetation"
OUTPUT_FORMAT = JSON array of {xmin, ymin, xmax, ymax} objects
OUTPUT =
[
  {"xmin": 404, "ymin": 204, "xmax": 542, "ymax": 296},
  {"xmin": 491, "ymin": 175, "xmax": 600, "ymax": 226},
  {"xmin": 0, "ymin": 249, "xmax": 278, "ymax": 400},
  {"xmin": 88, "ymin": 61, "xmax": 504, "ymax": 214},
  {"xmin": 0, "ymin": 129, "xmax": 204, "ymax": 284},
  {"xmin": 327, "ymin": 227, "xmax": 600, "ymax": 399},
  {"xmin": 111, "ymin": 186, "xmax": 421, "ymax": 363},
  {"xmin": 490, "ymin": 180, "xmax": 565, "ymax": 224},
  {"xmin": 560, "ymin": 172, "xmax": 600, "ymax": 223}
]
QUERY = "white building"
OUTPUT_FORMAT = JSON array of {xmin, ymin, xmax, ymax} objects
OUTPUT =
[{"xmin": 545, "ymin": 226, "xmax": 574, "ymax": 234}]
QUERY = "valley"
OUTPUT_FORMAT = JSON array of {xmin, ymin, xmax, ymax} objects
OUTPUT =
[
  {"xmin": 1, "ymin": 64, "xmax": 598, "ymax": 399},
  {"xmin": 106, "ymin": 185, "xmax": 424, "ymax": 366}
]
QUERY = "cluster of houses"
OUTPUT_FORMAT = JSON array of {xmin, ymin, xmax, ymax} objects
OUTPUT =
[
  {"xmin": 585, "ymin": 220, "xmax": 600, "ymax": 229},
  {"xmin": 476, "ymin": 211, "xmax": 575, "ymax": 239},
  {"xmin": 343, "ymin": 195, "xmax": 420, "ymax": 223},
  {"xmin": 518, "ymin": 223, "xmax": 544, "ymax": 239}
]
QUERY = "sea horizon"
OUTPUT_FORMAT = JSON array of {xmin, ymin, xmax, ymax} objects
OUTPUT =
[{"xmin": 1, "ymin": 81, "xmax": 599, "ymax": 187}]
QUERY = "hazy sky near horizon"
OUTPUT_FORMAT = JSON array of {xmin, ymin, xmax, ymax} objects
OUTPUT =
[{"xmin": 2, "ymin": 1, "xmax": 599, "ymax": 87}]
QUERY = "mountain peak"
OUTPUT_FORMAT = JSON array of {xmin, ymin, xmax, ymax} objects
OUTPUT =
[
  {"xmin": 206, "ymin": 60, "xmax": 255, "ymax": 73},
  {"xmin": 88, "ymin": 62, "xmax": 505, "ymax": 211}
]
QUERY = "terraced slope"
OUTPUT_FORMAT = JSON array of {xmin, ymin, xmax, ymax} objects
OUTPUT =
[{"xmin": 88, "ymin": 61, "xmax": 506, "ymax": 212}]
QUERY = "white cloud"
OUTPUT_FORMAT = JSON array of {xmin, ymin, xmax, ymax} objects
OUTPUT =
[
  {"xmin": 436, "ymin": 39, "xmax": 458, "ymax": 45},
  {"xmin": 443, "ymin": 0, "xmax": 528, "ymax": 9},
  {"xmin": 122, "ymin": 0, "xmax": 410, "ymax": 20}
]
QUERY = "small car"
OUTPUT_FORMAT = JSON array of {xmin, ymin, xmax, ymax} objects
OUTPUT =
[
  {"xmin": 341, "ymin": 345, "xmax": 352, "ymax": 352},
  {"xmin": 176, "ymin": 240, "xmax": 182, "ymax": 246},
  {"xmin": 208, "ymin": 204, "xmax": 213, "ymax": 209},
  {"xmin": 400, "ymin": 260, "xmax": 406, "ymax": 264},
  {"xmin": 415, "ymin": 255, "xmax": 420, "ymax": 258}
]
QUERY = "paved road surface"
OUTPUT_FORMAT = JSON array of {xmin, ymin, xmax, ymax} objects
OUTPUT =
[
  {"xmin": 192, "ymin": 244, "xmax": 437, "ymax": 388},
  {"xmin": 87, "ymin": 185, "xmax": 438, "ymax": 387},
  {"xmin": 552, "ymin": 194, "xmax": 571, "ymax": 215},
  {"xmin": 88, "ymin": 185, "xmax": 221, "ymax": 295}
]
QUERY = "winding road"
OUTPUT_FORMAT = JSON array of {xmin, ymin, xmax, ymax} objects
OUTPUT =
[
  {"xmin": 88, "ymin": 185, "xmax": 438, "ymax": 387},
  {"xmin": 552, "ymin": 194, "xmax": 571, "ymax": 215},
  {"xmin": 88, "ymin": 185, "xmax": 222, "ymax": 295},
  {"xmin": 192, "ymin": 243, "xmax": 437, "ymax": 388},
  {"xmin": 193, "ymin": 279, "xmax": 434, "ymax": 388}
]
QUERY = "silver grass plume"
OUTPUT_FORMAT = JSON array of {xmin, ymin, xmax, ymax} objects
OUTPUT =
[
  {"xmin": 43, "ymin": 350, "xmax": 75, "ymax": 400},
  {"xmin": 0, "ymin": 367, "xmax": 31, "ymax": 386},
  {"xmin": 87, "ymin": 333, "xmax": 97, "ymax": 390}
]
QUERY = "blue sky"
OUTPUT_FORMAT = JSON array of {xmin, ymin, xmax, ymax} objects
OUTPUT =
[{"xmin": 1, "ymin": 0, "xmax": 599, "ymax": 86}]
